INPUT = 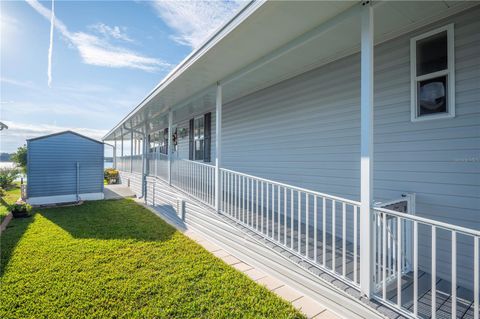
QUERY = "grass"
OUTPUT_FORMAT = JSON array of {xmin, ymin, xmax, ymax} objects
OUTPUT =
[
  {"xmin": 0, "ymin": 199, "xmax": 304, "ymax": 319},
  {"xmin": 0, "ymin": 184, "xmax": 21, "ymax": 222}
]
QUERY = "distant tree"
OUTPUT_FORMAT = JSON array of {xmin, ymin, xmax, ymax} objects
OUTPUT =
[
  {"xmin": 11, "ymin": 145, "xmax": 27, "ymax": 173},
  {"xmin": 0, "ymin": 153, "xmax": 11, "ymax": 161}
]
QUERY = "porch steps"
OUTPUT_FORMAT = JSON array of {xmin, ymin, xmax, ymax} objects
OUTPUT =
[{"xmin": 144, "ymin": 179, "xmax": 394, "ymax": 319}]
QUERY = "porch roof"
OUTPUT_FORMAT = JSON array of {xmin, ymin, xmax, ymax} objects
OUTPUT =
[{"xmin": 104, "ymin": 0, "xmax": 475, "ymax": 140}]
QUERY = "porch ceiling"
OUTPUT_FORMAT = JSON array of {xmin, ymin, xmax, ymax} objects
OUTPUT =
[{"xmin": 104, "ymin": 1, "xmax": 477, "ymax": 140}]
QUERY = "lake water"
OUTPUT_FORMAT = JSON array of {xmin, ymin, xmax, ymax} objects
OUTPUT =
[{"xmin": 0, "ymin": 162, "xmax": 16, "ymax": 169}]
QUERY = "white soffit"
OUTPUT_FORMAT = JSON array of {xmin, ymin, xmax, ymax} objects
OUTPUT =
[{"xmin": 105, "ymin": 1, "xmax": 477, "ymax": 139}]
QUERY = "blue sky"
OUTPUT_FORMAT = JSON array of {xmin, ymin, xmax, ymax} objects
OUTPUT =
[{"xmin": 0, "ymin": 0, "xmax": 244, "ymax": 153}]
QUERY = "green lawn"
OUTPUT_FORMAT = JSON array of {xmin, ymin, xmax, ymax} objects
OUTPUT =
[
  {"xmin": 0, "ymin": 185, "xmax": 21, "ymax": 222},
  {"xmin": 0, "ymin": 199, "xmax": 304, "ymax": 319}
]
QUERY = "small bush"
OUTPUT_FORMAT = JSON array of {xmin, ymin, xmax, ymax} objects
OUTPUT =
[
  {"xmin": 0, "ymin": 168, "xmax": 19, "ymax": 189},
  {"xmin": 0, "ymin": 187, "xmax": 5, "ymax": 197},
  {"xmin": 104, "ymin": 168, "xmax": 119, "ymax": 184},
  {"xmin": 10, "ymin": 201, "xmax": 32, "ymax": 218}
]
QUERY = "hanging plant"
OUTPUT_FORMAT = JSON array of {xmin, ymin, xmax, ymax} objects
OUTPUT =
[{"xmin": 172, "ymin": 128, "xmax": 178, "ymax": 146}]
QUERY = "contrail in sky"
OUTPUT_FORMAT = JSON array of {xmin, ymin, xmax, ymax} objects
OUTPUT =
[{"xmin": 47, "ymin": 0, "xmax": 54, "ymax": 87}]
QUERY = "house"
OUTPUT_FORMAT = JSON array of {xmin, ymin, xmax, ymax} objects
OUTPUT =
[
  {"xmin": 27, "ymin": 131, "xmax": 104, "ymax": 205},
  {"xmin": 103, "ymin": 2, "xmax": 479, "ymax": 318}
]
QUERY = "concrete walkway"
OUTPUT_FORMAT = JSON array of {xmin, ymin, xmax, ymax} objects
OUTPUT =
[
  {"xmin": 103, "ymin": 184, "xmax": 136, "ymax": 200},
  {"xmin": 183, "ymin": 228, "xmax": 343, "ymax": 319}
]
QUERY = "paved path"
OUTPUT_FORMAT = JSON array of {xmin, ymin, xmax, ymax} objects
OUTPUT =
[{"xmin": 103, "ymin": 184, "xmax": 136, "ymax": 200}]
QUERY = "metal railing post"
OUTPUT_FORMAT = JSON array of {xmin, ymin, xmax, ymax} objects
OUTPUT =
[
  {"xmin": 215, "ymin": 82, "xmax": 222, "ymax": 212},
  {"xmin": 359, "ymin": 1, "xmax": 374, "ymax": 298}
]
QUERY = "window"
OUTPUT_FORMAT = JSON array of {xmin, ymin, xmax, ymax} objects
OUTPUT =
[
  {"xmin": 193, "ymin": 116, "xmax": 205, "ymax": 160},
  {"xmin": 411, "ymin": 24, "xmax": 454, "ymax": 121},
  {"xmin": 189, "ymin": 113, "xmax": 211, "ymax": 162}
]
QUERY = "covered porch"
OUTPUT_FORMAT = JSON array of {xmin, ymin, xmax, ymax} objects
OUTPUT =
[{"xmin": 104, "ymin": 2, "xmax": 480, "ymax": 318}]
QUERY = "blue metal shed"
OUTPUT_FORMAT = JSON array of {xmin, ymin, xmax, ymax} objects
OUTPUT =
[{"xmin": 26, "ymin": 131, "xmax": 104, "ymax": 205}]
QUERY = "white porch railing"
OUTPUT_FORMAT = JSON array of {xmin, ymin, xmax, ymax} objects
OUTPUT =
[
  {"xmin": 171, "ymin": 159, "xmax": 215, "ymax": 207},
  {"xmin": 146, "ymin": 152, "xmax": 168, "ymax": 182},
  {"xmin": 116, "ymin": 156, "xmax": 130, "ymax": 172},
  {"xmin": 131, "ymin": 155, "xmax": 142, "ymax": 174},
  {"xmin": 219, "ymin": 168, "xmax": 362, "ymax": 288},
  {"xmin": 372, "ymin": 206, "xmax": 480, "ymax": 319}
]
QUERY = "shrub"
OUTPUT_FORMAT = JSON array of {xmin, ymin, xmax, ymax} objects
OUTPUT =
[
  {"xmin": 0, "ymin": 187, "xmax": 5, "ymax": 197},
  {"xmin": 11, "ymin": 145, "xmax": 27, "ymax": 174},
  {"xmin": 10, "ymin": 201, "xmax": 32, "ymax": 218},
  {"xmin": 104, "ymin": 168, "xmax": 119, "ymax": 184},
  {"xmin": 0, "ymin": 167, "xmax": 19, "ymax": 189}
]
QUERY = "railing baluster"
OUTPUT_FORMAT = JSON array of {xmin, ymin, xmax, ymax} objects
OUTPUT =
[
  {"xmin": 256, "ymin": 180, "xmax": 259, "ymax": 231},
  {"xmin": 242, "ymin": 175, "xmax": 245, "ymax": 224},
  {"xmin": 261, "ymin": 181, "xmax": 264, "ymax": 236},
  {"xmin": 278, "ymin": 185, "xmax": 281, "ymax": 241},
  {"xmin": 284, "ymin": 187, "xmax": 287, "ymax": 246},
  {"xmin": 413, "ymin": 220, "xmax": 418, "ymax": 317},
  {"xmin": 332, "ymin": 200, "xmax": 336, "ymax": 272},
  {"xmin": 247, "ymin": 178, "xmax": 253, "ymax": 227},
  {"xmin": 306, "ymin": 194, "xmax": 309, "ymax": 258},
  {"xmin": 432, "ymin": 226, "xmax": 436, "ymax": 319},
  {"xmin": 271, "ymin": 183, "xmax": 275, "ymax": 239},
  {"xmin": 382, "ymin": 213, "xmax": 387, "ymax": 300},
  {"xmin": 314, "ymin": 196, "xmax": 318, "ymax": 262},
  {"xmin": 397, "ymin": 216, "xmax": 402, "ymax": 308},
  {"xmin": 265, "ymin": 183, "xmax": 270, "ymax": 236},
  {"xmin": 323, "ymin": 197, "xmax": 326, "ymax": 267},
  {"xmin": 451, "ymin": 231, "xmax": 457, "ymax": 319},
  {"xmin": 291, "ymin": 189, "xmax": 294, "ymax": 250},
  {"xmin": 474, "ymin": 236, "xmax": 479, "ymax": 319},
  {"xmin": 354, "ymin": 205, "xmax": 358, "ymax": 284},
  {"xmin": 342, "ymin": 202, "xmax": 346, "ymax": 277},
  {"xmin": 298, "ymin": 191, "xmax": 301, "ymax": 254}
]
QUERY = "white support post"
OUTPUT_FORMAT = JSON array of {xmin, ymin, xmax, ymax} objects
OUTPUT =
[
  {"xmin": 130, "ymin": 129, "xmax": 133, "ymax": 173},
  {"xmin": 121, "ymin": 128, "xmax": 124, "ymax": 165},
  {"xmin": 142, "ymin": 125, "xmax": 147, "ymax": 201},
  {"xmin": 360, "ymin": 1, "xmax": 374, "ymax": 298},
  {"xmin": 215, "ymin": 82, "xmax": 222, "ymax": 212},
  {"xmin": 168, "ymin": 110, "xmax": 173, "ymax": 185},
  {"xmin": 113, "ymin": 138, "xmax": 117, "ymax": 169}
]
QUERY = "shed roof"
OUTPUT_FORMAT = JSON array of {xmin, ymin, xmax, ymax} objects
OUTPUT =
[{"xmin": 27, "ymin": 130, "xmax": 103, "ymax": 145}]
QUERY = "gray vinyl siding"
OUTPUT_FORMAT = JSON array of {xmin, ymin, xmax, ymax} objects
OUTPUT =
[
  {"xmin": 217, "ymin": 8, "xmax": 479, "ymax": 290},
  {"xmin": 27, "ymin": 132, "xmax": 104, "ymax": 198}
]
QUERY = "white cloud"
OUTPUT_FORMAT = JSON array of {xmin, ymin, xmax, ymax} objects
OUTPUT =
[
  {"xmin": 89, "ymin": 23, "xmax": 133, "ymax": 42},
  {"xmin": 151, "ymin": 0, "xmax": 245, "ymax": 48},
  {"xmin": 0, "ymin": 121, "xmax": 107, "ymax": 152},
  {"xmin": 25, "ymin": 0, "xmax": 170, "ymax": 72},
  {"xmin": 47, "ymin": 0, "xmax": 55, "ymax": 87}
]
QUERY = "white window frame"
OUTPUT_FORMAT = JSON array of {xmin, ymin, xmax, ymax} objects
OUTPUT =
[{"xmin": 410, "ymin": 24, "xmax": 455, "ymax": 122}]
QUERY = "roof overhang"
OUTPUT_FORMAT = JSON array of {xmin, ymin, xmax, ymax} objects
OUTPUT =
[{"xmin": 104, "ymin": 0, "xmax": 478, "ymax": 140}]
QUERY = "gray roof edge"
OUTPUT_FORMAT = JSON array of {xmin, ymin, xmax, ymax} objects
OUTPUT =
[{"xmin": 27, "ymin": 130, "xmax": 104, "ymax": 145}]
